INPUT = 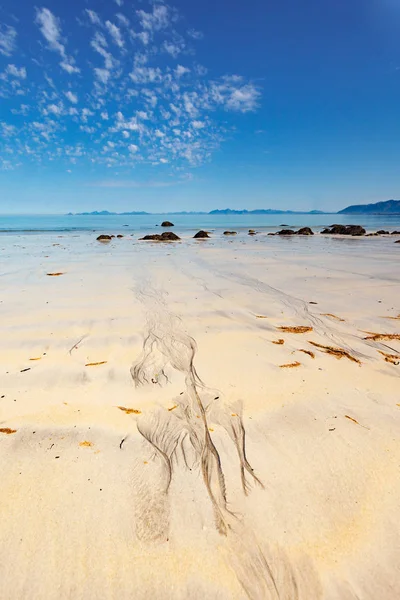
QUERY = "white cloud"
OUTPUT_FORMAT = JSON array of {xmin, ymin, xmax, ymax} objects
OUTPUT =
[
  {"xmin": 0, "ymin": 25, "xmax": 17, "ymax": 56},
  {"xmin": 1, "ymin": 123, "xmax": 16, "ymax": 136},
  {"xmin": 6, "ymin": 64, "xmax": 26, "ymax": 78},
  {"xmin": 175, "ymin": 64, "xmax": 190, "ymax": 78},
  {"xmin": 35, "ymin": 8, "xmax": 80, "ymax": 75},
  {"xmin": 105, "ymin": 21, "xmax": 124, "ymax": 48},
  {"xmin": 35, "ymin": 8, "xmax": 65, "ymax": 57},
  {"xmin": 128, "ymin": 144, "xmax": 139, "ymax": 153},
  {"xmin": 11, "ymin": 104, "xmax": 29, "ymax": 116},
  {"xmin": 164, "ymin": 41, "xmax": 184, "ymax": 58},
  {"xmin": 46, "ymin": 103, "xmax": 63, "ymax": 116},
  {"xmin": 86, "ymin": 10, "xmax": 101, "ymax": 26},
  {"xmin": 60, "ymin": 60, "xmax": 80, "ymax": 74},
  {"xmin": 137, "ymin": 5, "xmax": 169, "ymax": 32},
  {"xmin": 132, "ymin": 31, "xmax": 150, "ymax": 45},
  {"xmin": 187, "ymin": 29, "xmax": 203, "ymax": 40},
  {"xmin": 91, "ymin": 32, "xmax": 116, "ymax": 80},
  {"xmin": 225, "ymin": 84, "xmax": 260, "ymax": 112},
  {"xmin": 65, "ymin": 91, "xmax": 78, "ymax": 103},
  {"xmin": 130, "ymin": 66, "xmax": 162, "ymax": 84},
  {"xmin": 116, "ymin": 14, "xmax": 130, "ymax": 27},
  {"xmin": 81, "ymin": 108, "xmax": 94, "ymax": 122},
  {"xmin": 94, "ymin": 68, "xmax": 111, "ymax": 84}
]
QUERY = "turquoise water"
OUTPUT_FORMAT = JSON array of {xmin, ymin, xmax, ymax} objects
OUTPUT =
[{"xmin": 0, "ymin": 213, "xmax": 400, "ymax": 234}]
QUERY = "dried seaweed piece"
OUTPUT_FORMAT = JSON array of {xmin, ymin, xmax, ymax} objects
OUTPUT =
[
  {"xmin": 167, "ymin": 405, "xmax": 178, "ymax": 412},
  {"xmin": 0, "ymin": 428, "xmax": 17, "ymax": 434},
  {"xmin": 47, "ymin": 272, "xmax": 64, "ymax": 276},
  {"xmin": 344, "ymin": 415, "xmax": 369, "ymax": 429},
  {"xmin": 85, "ymin": 361, "xmax": 107, "ymax": 367},
  {"xmin": 379, "ymin": 351, "xmax": 400, "ymax": 365},
  {"xmin": 255, "ymin": 315, "xmax": 268, "ymax": 319},
  {"xmin": 382, "ymin": 314, "xmax": 400, "ymax": 320},
  {"xmin": 280, "ymin": 361, "xmax": 301, "ymax": 368},
  {"xmin": 29, "ymin": 357, "xmax": 41, "ymax": 361},
  {"xmin": 363, "ymin": 332, "xmax": 400, "ymax": 341},
  {"xmin": 321, "ymin": 313, "xmax": 345, "ymax": 322},
  {"xmin": 79, "ymin": 441, "xmax": 93, "ymax": 447},
  {"xmin": 117, "ymin": 406, "xmax": 141, "ymax": 415},
  {"xmin": 278, "ymin": 326, "xmax": 313, "ymax": 333},
  {"xmin": 298, "ymin": 349, "xmax": 315, "ymax": 358},
  {"xmin": 272, "ymin": 339, "xmax": 285, "ymax": 345},
  {"xmin": 309, "ymin": 341, "xmax": 361, "ymax": 364}
]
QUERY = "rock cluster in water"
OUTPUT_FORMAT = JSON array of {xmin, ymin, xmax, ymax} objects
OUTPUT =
[
  {"xmin": 139, "ymin": 232, "xmax": 180, "ymax": 241},
  {"xmin": 193, "ymin": 230, "xmax": 210, "ymax": 238},
  {"xmin": 321, "ymin": 224, "xmax": 366, "ymax": 236},
  {"xmin": 161, "ymin": 221, "xmax": 174, "ymax": 227},
  {"xmin": 275, "ymin": 227, "xmax": 314, "ymax": 236}
]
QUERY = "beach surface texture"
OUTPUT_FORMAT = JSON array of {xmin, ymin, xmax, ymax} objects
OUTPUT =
[{"xmin": 0, "ymin": 230, "xmax": 399, "ymax": 599}]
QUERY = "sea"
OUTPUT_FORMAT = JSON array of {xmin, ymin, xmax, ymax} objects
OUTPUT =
[{"xmin": 1, "ymin": 213, "xmax": 400, "ymax": 235}]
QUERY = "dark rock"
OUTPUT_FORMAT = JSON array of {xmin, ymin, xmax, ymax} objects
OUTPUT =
[
  {"xmin": 277, "ymin": 229, "xmax": 296, "ymax": 235},
  {"xmin": 194, "ymin": 230, "xmax": 210, "ymax": 239},
  {"xmin": 140, "ymin": 232, "xmax": 180, "ymax": 241},
  {"xmin": 110, "ymin": 235, "xmax": 115, "ymax": 238},
  {"xmin": 297, "ymin": 227, "xmax": 314, "ymax": 235},
  {"xmin": 395, "ymin": 240, "xmax": 400, "ymax": 243},
  {"xmin": 391, "ymin": 231, "xmax": 400, "ymax": 235},
  {"xmin": 376, "ymin": 230, "xmax": 389, "ymax": 235},
  {"xmin": 117, "ymin": 234, "xmax": 124, "ymax": 238},
  {"xmin": 280, "ymin": 224, "xmax": 289, "ymax": 226},
  {"xmin": 161, "ymin": 221, "xmax": 174, "ymax": 227},
  {"xmin": 366, "ymin": 233, "xmax": 379, "ymax": 236},
  {"xmin": 96, "ymin": 235, "xmax": 112, "ymax": 242},
  {"xmin": 346, "ymin": 225, "xmax": 366, "ymax": 236},
  {"xmin": 223, "ymin": 231, "xmax": 237, "ymax": 235},
  {"xmin": 268, "ymin": 233, "xmax": 275, "ymax": 236},
  {"xmin": 321, "ymin": 225, "xmax": 366, "ymax": 236}
]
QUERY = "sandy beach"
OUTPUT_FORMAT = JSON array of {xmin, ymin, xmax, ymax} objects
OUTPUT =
[{"xmin": 0, "ymin": 230, "xmax": 399, "ymax": 599}]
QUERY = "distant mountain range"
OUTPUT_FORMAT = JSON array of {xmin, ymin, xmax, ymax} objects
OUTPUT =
[
  {"xmin": 208, "ymin": 209, "xmax": 325, "ymax": 215},
  {"xmin": 67, "ymin": 200, "xmax": 400, "ymax": 216},
  {"xmin": 338, "ymin": 199, "xmax": 400, "ymax": 214},
  {"xmin": 67, "ymin": 210, "xmax": 150, "ymax": 216},
  {"xmin": 68, "ymin": 209, "xmax": 326, "ymax": 216}
]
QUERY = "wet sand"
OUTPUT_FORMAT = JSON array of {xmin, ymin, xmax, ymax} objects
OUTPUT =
[{"xmin": 0, "ymin": 231, "xmax": 399, "ymax": 599}]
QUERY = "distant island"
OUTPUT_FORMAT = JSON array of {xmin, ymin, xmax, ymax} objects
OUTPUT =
[
  {"xmin": 67, "ymin": 199, "xmax": 400, "ymax": 216},
  {"xmin": 338, "ymin": 199, "xmax": 400, "ymax": 214}
]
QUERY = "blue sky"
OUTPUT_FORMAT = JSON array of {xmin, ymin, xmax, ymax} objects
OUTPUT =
[{"xmin": 0, "ymin": 0, "xmax": 399, "ymax": 213}]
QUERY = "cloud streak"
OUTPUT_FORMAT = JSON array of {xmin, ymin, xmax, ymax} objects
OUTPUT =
[{"xmin": 0, "ymin": 24, "xmax": 17, "ymax": 56}]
